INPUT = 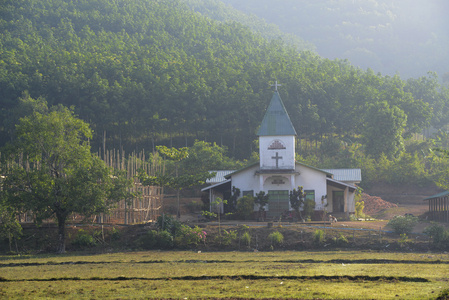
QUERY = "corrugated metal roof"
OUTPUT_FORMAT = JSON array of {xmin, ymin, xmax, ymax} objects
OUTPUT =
[
  {"xmin": 423, "ymin": 190, "xmax": 449, "ymax": 200},
  {"xmin": 201, "ymin": 179, "xmax": 231, "ymax": 191},
  {"xmin": 327, "ymin": 177, "xmax": 358, "ymax": 192},
  {"xmin": 257, "ymin": 91, "xmax": 297, "ymax": 136},
  {"xmin": 206, "ymin": 170, "xmax": 235, "ymax": 183},
  {"xmin": 207, "ymin": 168, "xmax": 361, "ymax": 184},
  {"xmin": 322, "ymin": 169, "xmax": 361, "ymax": 182}
]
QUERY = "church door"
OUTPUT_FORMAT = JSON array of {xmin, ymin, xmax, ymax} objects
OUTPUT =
[{"xmin": 267, "ymin": 190, "xmax": 289, "ymax": 218}]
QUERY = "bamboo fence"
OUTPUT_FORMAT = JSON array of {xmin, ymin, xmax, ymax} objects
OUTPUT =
[
  {"xmin": 0, "ymin": 149, "xmax": 164, "ymax": 225},
  {"xmin": 98, "ymin": 149, "xmax": 163, "ymax": 224}
]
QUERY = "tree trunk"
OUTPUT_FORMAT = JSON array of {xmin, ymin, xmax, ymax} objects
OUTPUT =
[{"xmin": 56, "ymin": 213, "xmax": 67, "ymax": 254}]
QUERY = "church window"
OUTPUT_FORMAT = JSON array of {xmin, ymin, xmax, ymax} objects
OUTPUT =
[
  {"xmin": 242, "ymin": 190, "xmax": 254, "ymax": 197},
  {"xmin": 268, "ymin": 140, "xmax": 286, "ymax": 150},
  {"xmin": 304, "ymin": 190, "xmax": 315, "ymax": 202}
]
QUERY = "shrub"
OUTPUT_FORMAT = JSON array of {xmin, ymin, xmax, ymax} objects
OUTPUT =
[
  {"xmin": 254, "ymin": 191, "xmax": 269, "ymax": 212},
  {"xmin": 387, "ymin": 215, "xmax": 418, "ymax": 234},
  {"xmin": 424, "ymin": 223, "xmax": 449, "ymax": 248},
  {"xmin": 236, "ymin": 195, "xmax": 255, "ymax": 220},
  {"xmin": 174, "ymin": 225, "xmax": 207, "ymax": 248},
  {"xmin": 137, "ymin": 230, "xmax": 158, "ymax": 249},
  {"xmin": 137, "ymin": 230, "xmax": 174, "ymax": 250},
  {"xmin": 268, "ymin": 231, "xmax": 284, "ymax": 246},
  {"xmin": 157, "ymin": 214, "xmax": 182, "ymax": 235},
  {"xmin": 398, "ymin": 233, "xmax": 409, "ymax": 247},
  {"xmin": 157, "ymin": 230, "xmax": 174, "ymax": 249},
  {"xmin": 337, "ymin": 233, "xmax": 348, "ymax": 245},
  {"xmin": 303, "ymin": 199, "xmax": 316, "ymax": 219},
  {"xmin": 72, "ymin": 229, "xmax": 96, "ymax": 248},
  {"xmin": 355, "ymin": 201, "xmax": 365, "ymax": 218},
  {"xmin": 314, "ymin": 229, "xmax": 325, "ymax": 245},
  {"xmin": 241, "ymin": 231, "xmax": 251, "ymax": 248},
  {"xmin": 110, "ymin": 227, "xmax": 120, "ymax": 241},
  {"xmin": 216, "ymin": 229, "xmax": 237, "ymax": 246}
]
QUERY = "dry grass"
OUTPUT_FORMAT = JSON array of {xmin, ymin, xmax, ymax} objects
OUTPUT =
[{"xmin": 1, "ymin": 251, "xmax": 448, "ymax": 299}]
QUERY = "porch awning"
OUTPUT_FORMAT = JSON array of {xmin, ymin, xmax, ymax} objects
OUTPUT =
[
  {"xmin": 327, "ymin": 178, "xmax": 357, "ymax": 192},
  {"xmin": 201, "ymin": 179, "xmax": 231, "ymax": 192},
  {"xmin": 423, "ymin": 191, "xmax": 449, "ymax": 200}
]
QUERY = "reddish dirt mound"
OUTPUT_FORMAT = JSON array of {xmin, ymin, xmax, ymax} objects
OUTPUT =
[{"xmin": 362, "ymin": 192, "xmax": 398, "ymax": 216}]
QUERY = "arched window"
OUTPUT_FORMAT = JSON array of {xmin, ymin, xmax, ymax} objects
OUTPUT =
[{"xmin": 268, "ymin": 139, "xmax": 286, "ymax": 150}]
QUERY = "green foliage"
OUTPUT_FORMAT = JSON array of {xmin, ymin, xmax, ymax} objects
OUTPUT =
[
  {"xmin": 180, "ymin": 141, "xmax": 244, "ymax": 173},
  {"xmin": 387, "ymin": 215, "xmax": 419, "ymax": 234},
  {"xmin": 268, "ymin": 231, "xmax": 284, "ymax": 246},
  {"xmin": 424, "ymin": 223, "xmax": 449, "ymax": 249},
  {"xmin": 215, "ymin": 229, "xmax": 237, "ymax": 246},
  {"xmin": 174, "ymin": 225, "xmax": 207, "ymax": 248},
  {"xmin": 137, "ymin": 230, "xmax": 174, "ymax": 250},
  {"xmin": 398, "ymin": 233, "xmax": 409, "ymax": 247},
  {"xmin": 254, "ymin": 191, "xmax": 269, "ymax": 212},
  {"xmin": 289, "ymin": 186, "xmax": 305, "ymax": 218},
  {"xmin": 0, "ymin": 0, "xmax": 446, "ymax": 164},
  {"xmin": 314, "ymin": 229, "xmax": 325, "ymax": 245},
  {"xmin": 240, "ymin": 231, "xmax": 251, "ymax": 248},
  {"xmin": 1, "ymin": 104, "xmax": 131, "ymax": 253},
  {"xmin": 236, "ymin": 195, "xmax": 255, "ymax": 220},
  {"xmin": 355, "ymin": 201, "xmax": 365, "ymax": 219},
  {"xmin": 0, "ymin": 202, "xmax": 22, "ymax": 252},
  {"xmin": 71, "ymin": 229, "xmax": 96, "ymax": 249},
  {"xmin": 109, "ymin": 227, "xmax": 120, "ymax": 241},
  {"xmin": 303, "ymin": 198, "xmax": 315, "ymax": 220},
  {"xmin": 362, "ymin": 101, "xmax": 407, "ymax": 159},
  {"xmin": 156, "ymin": 214, "xmax": 182, "ymax": 235},
  {"xmin": 337, "ymin": 233, "xmax": 348, "ymax": 246},
  {"xmin": 228, "ymin": 186, "xmax": 240, "ymax": 212},
  {"xmin": 0, "ymin": 0, "xmax": 448, "ymax": 191}
]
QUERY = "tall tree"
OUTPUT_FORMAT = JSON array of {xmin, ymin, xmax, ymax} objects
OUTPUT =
[
  {"xmin": 1, "ymin": 104, "xmax": 132, "ymax": 253},
  {"xmin": 362, "ymin": 101, "xmax": 407, "ymax": 159}
]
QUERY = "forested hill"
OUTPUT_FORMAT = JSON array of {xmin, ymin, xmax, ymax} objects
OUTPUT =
[
  {"xmin": 220, "ymin": 0, "xmax": 449, "ymax": 80},
  {"xmin": 0, "ymin": 0, "xmax": 449, "ymax": 161}
]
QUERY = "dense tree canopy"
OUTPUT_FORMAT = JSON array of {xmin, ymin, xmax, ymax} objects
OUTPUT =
[
  {"xmin": 1, "ymin": 103, "xmax": 132, "ymax": 253},
  {"xmin": 0, "ymin": 0, "xmax": 448, "ymax": 162}
]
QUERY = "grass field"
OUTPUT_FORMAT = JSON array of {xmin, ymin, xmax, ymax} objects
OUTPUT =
[{"xmin": 1, "ymin": 251, "xmax": 448, "ymax": 299}]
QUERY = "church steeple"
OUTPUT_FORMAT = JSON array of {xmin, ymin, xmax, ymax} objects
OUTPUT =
[
  {"xmin": 258, "ymin": 90, "xmax": 296, "ymax": 170},
  {"xmin": 257, "ymin": 91, "xmax": 296, "ymax": 136}
]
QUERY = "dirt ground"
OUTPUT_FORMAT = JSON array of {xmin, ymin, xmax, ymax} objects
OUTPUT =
[
  {"xmin": 176, "ymin": 183, "xmax": 446, "ymax": 235},
  {"xmin": 331, "ymin": 220, "xmax": 437, "ymax": 234}
]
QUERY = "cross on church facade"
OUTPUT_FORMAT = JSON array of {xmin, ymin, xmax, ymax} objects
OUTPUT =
[
  {"xmin": 271, "ymin": 81, "xmax": 282, "ymax": 91},
  {"xmin": 271, "ymin": 152, "xmax": 283, "ymax": 168}
]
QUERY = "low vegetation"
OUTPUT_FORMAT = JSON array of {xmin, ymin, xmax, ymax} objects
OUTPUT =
[
  {"xmin": 0, "ymin": 251, "xmax": 448, "ymax": 299},
  {"xmin": 2, "ymin": 215, "xmax": 447, "ymax": 255},
  {"xmin": 387, "ymin": 215, "xmax": 419, "ymax": 234}
]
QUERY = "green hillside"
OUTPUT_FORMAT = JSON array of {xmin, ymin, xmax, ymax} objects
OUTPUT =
[
  {"xmin": 220, "ymin": 0, "xmax": 449, "ymax": 80},
  {"xmin": 0, "ymin": 0, "xmax": 448, "ymax": 164}
]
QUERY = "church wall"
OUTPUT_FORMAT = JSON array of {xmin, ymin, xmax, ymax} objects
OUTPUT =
[
  {"xmin": 295, "ymin": 166, "xmax": 328, "ymax": 210},
  {"xmin": 259, "ymin": 135, "xmax": 295, "ymax": 170},
  {"xmin": 231, "ymin": 165, "xmax": 261, "ymax": 196},
  {"xmin": 346, "ymin": 190, "xmax": 356, "ymax": 213},
  {"xmin": 262, "ymin": 175, "xmax": 291, "ymax": 191}
]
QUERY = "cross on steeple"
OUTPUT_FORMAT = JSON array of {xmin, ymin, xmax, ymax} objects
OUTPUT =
[
  {"xmin": 271, "ymin": 81, "xmax": 282, "ymax": 91},
  {"xmin": 271, "ymin": 152, "xmax": 283, "ymax": 168}
]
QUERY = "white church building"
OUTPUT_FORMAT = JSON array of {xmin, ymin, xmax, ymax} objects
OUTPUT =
[{"xmin": 202, "ymin": 90, "xmax": 361, "ymax": 220}]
